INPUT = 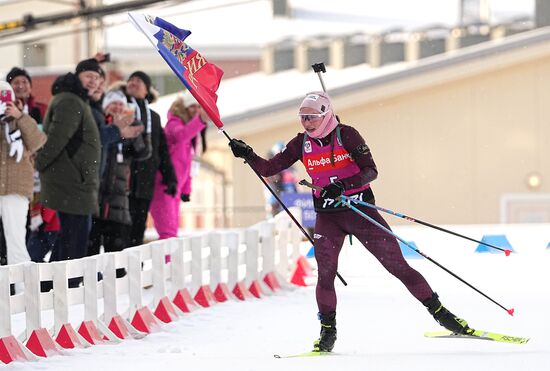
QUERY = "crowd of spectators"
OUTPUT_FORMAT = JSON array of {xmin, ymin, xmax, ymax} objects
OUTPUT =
[{"xmin": 0, "ymin": 55, "xmax": 208, "ymax": 291}]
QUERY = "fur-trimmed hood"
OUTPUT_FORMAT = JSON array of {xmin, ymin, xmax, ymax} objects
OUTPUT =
[
  {"xmin": 51, "ymin": 72, "xmax": 89, "ymax": 101},
  {"xmin": 169, "ymin": 94, "xmax": 191, "ymax": 123}
]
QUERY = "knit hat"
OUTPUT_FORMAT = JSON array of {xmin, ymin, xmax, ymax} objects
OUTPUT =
[
  {"xmin": 182, "ymin": 90, "xmax": 199, "ymax": 108},
  {"xmin": 128, "ymin": 70, "xmax": 158, "ymax": 103},
  {"xmin": 75, "ymin": 58, "xmax": 103, "ymax": 76},
  {"xmin": 299, "ymin": 91, "xmax": 332, "ymax": 113},
  {"xmin": 102, "ymin": 89, "xmax": 127, "ymax": 111},
  {"xmin": 6, "ymin": 67, "xmax": 32, "ymax": 85}
]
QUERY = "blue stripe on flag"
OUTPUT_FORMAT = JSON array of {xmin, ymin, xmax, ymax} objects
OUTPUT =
[{"xmin": 154, "ymin": 16, "xmax": 191, "ymax": 41}]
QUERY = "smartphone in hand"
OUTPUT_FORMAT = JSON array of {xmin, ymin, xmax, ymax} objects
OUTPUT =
[{"xmin": 0, "ymin": 89, "xmax": 13, "ymax": 115}]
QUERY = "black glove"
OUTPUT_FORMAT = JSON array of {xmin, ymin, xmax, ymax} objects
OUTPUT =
[
  {"xmin": 321, "ymin": 181, "xmax": 345, "ymax": 199},
  {"xmin": 164, "ymin": 182, "xmax": 178, "ymax": 197},
  {"xmin": 229, "ymin": 139, "xmax": 253, "ymax": 159},
  {"xmin": 180, "ymin": 194, "xmax": 190, "ymax": 202}
]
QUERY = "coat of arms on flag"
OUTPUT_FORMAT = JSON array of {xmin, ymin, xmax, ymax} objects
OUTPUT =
[{"xmin": 129, "ymin": 12, "xmax": 224, "ymax": 129}]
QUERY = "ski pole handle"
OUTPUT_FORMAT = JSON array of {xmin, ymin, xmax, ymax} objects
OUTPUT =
[
  {"xmin": 311, "ymin": 63, "xmax": 327, "ymax": 92},
  {"xmin": 299, "ymin": 179, "xmax": 323, "ymax": 192}
]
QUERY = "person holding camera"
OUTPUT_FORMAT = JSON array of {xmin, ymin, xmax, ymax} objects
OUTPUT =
[
  {"xmin": 6, "ymin": 67, "xmax": 59, "ymax": 265},
  {"xmin": 0, "ymin": 81, "xmax": 46, "ymax": 273}
]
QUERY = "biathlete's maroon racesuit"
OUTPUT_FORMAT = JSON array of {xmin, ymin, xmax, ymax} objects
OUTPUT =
[
  {"xmin": 246, "ymin": 124, "xmax": 434, "ymax": 313},
  {"xmin": 229, "ymin": 91, "xmax": 469, "ymax": 352}
]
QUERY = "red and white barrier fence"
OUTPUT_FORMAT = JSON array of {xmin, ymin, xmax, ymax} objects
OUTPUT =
[{"xmin": 0, "ymin": 208, "xmax": 307, "ymax": 364}]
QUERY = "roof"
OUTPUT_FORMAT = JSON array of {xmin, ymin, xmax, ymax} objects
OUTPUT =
[
  {"xmin": 104, "ymin": 0, "xmax": 534, "ymax": 51},
  {"xmin": 151, "ymin": 26, "xmax": 550, "ymax": 133},
  {"xmin": 150, "ymin": 61, "xmax": 409, "ymax": 123},
  {"xmin": 105, "ymin": 0, "xmax": 459, "ymax": 51}
]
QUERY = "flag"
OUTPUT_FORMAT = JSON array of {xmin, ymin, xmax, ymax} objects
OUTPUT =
[{"xmin": 128, "ymin": 12, "xmax": 225, "ymax": 129}]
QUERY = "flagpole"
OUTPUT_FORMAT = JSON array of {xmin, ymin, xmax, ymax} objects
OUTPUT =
[
  {"xmin": 126, "ymin": 12, "xmax": 346, "ymax": 285},
  {"xmin": 221, "ymin": 129, "xmax": 348, "ymax": 286}
]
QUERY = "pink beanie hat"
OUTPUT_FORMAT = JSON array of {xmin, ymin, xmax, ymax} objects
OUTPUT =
[{"xmin": 299, "ymin": 91, "xmax": 338, "ymax": 139}]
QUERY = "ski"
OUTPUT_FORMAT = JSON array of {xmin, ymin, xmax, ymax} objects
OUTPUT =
[
  {"xmin": 425, "ymin": 329, "xmax": 529, "ymax": 344},
  {"xmin": 274, "ymin": 350, "xmax": 334, "ymax": 358}
]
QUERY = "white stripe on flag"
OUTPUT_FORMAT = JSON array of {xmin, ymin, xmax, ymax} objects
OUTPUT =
[{"xmin": 128, "ymin": 12, "xmax": 161, "ymax": 50}]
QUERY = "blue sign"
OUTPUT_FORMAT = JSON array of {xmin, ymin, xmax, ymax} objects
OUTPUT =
[
  {"xmin": 280, "ymin": 192, "xmax": 316, "ymax": 228},
  {"xmin": 475, "ymin": 235, "xmax": 514, "ymax": 254},
  {"xmin": 398, "ymin": 241, "xmax": 423, "ymax": 259}
]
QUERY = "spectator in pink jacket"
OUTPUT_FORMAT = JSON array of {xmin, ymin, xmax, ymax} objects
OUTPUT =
[{"xmin": 149, "ymin": 91, "xmax": 206, "ymax": 239}]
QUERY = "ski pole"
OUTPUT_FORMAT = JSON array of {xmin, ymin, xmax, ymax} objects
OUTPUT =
[
  {"xmin": 341, "ymin": 196, "xmax": 514, "ymax": 316},
  {"xmin": 342, "ymin": 198, "xmax": 510, "ymax": 256},
  {"xmin": 223, "ymin": 130, "xmax": 347, "ymax": 286},
  {"xmin": 298, "ymin": 180, "xmax": 514, "ymax": 315}
]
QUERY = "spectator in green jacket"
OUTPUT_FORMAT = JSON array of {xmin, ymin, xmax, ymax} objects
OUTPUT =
[{"xmin": 36, "ymin": 59, "xmax": 102, "ymax": 287}]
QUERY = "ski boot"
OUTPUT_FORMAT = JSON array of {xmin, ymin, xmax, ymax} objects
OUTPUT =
[
  {"xmin": 423, "ymin": 293, "xmax": 471, "ymax": 334},
  {"xmin": 313, "ymin": 312, "xmax": 337, "ymax": 352}
]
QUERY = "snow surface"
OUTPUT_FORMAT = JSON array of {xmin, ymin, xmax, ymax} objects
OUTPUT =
[{"xmin": 4, "ymin": 223, "xmax": 550, "ymax": 371}]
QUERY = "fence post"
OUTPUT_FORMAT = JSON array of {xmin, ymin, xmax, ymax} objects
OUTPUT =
[
  {"xmin": 290, "ymin": 216, "xmax": 302, "ymax": 262},
  {"xmin": 52, "ymin": 262, "xmax": 69, "ymax": 335},
  {"xmin": 260, "ymin": 222, "xmax": 275, "ymax": 275},
  {"xmin": 0, "ymin": 266, "xmax": 11, "ymax": 337},
  {"xmin": 209, "ymin": 233, "xmax": 222, "ymax": 288},
  {"xmin": 83, "ymin": 257, "xmax": 98, "ymax": 321},
  {"xmin": 245, "ymin": 228, "xmax": 260, "ymax": 284},
  {"xmin": 103, "ymin": 253, "xmax": 117, "ymax": 324},
  {"xmin": 226, "ymin": 232, "xmax": 239, "ymax": 289},
  {"xmin": 276, "ymin": 218, "xmax": 290, "ymax": 280},
  {"xmin": 127, "ymin": 248, "xmax": 142, "ymax": 320},
  {"xmin": 191, "ymin": 235, "xmax": 204, "ymax": 293},
  {"xmin": 151, "ymin": 241, "xmax": 166, "ymax": 307},
  {"xmin": 24, "ymin": 263, "xmax": 41, "ymax": 339},
  {"xmin": 171, "ymin": 238, "xmax": 188, "ymax": 296}
]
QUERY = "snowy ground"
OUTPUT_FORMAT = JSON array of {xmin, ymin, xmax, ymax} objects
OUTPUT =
[{"xmin": 4, "ymin": 224, "xmax": 550, "ymax": 371}]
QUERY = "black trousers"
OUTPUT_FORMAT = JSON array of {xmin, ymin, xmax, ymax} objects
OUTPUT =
[
  {"xmin": 0, "ymin": 220, "xmax": 6, "ymax": 265},
  {"xmin": 41, "ymin": 212, "xmax": 91, "ymax": 289},
  {"xmin": 50, "ymin": 212, "xmax": 91, "ymax": 262},
  {"xmin": 129, "ymin": 196, "xmax": 151, "ymax": 247},
  {"xmin": 88, "ymin": 218, "xmax": 131, "ymax": 256}
]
